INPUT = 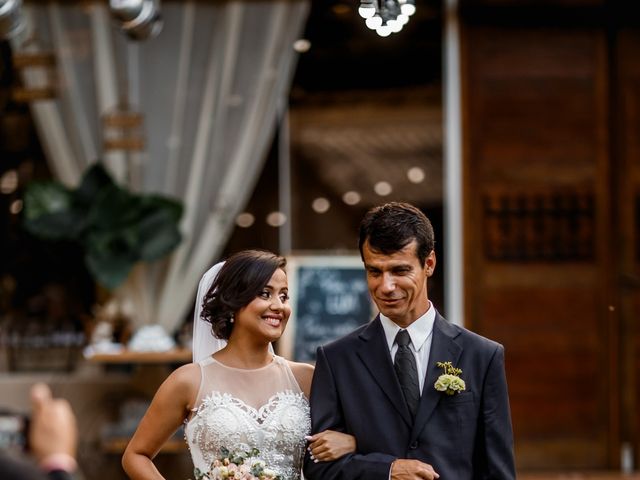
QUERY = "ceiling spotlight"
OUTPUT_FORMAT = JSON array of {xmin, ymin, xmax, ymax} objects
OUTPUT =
[
  {"xmin": 0, "ymin": 0, "xmax": 27, "ymax": 41},
  {"xmin": 109, "ymin": 0, "xmax": 163, "ymax": 41},
  {"xmin": 358, "ymin": 0, "xmax": 414, "ymax": 36}
]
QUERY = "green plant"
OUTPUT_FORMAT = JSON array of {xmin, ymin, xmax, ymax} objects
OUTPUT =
[{"xmin": 23, "ymin": 164, "xmax": 183, "ymax": 290}]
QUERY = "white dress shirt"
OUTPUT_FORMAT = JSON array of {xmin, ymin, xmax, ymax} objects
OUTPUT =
[{"xmin": 379, "ymin": 302, "xmax": 435, "ymax": 394}]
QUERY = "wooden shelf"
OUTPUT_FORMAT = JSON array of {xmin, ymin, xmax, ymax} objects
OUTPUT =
[
  {"xmin": 101, "ymin": 437, "xmax": 187, "ymax": 454},
  {"xmin": 86, "ymin": 348, "xmax": 192, "ymax": 364}
]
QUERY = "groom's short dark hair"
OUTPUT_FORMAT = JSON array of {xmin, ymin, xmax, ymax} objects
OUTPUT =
[{"xmin": 358, "ymin": 202, "xmax": 435, "ymax": 266}]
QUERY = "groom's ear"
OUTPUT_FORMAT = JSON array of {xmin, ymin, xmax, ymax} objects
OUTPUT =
[{"xmin": 424, "ymin": 250, "xmax": 436, "ymax": 277}]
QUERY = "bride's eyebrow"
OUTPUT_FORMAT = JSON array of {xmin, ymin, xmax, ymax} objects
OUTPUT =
[{"xmin": 263, "ymin": 284, "xmax": 288, "ymax": 291}]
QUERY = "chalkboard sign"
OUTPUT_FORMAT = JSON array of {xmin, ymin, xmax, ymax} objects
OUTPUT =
[{"xmin": 279, "ymin": 256, "xmax": 373, "ymax": 362}]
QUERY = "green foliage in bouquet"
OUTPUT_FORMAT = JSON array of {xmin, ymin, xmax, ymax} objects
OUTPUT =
[
  {"xmin": 23, "ymin": 164, "xmax": 183, "ymax": 290},
  {"xmin": 193, "ymin": 446, "xmax": 283, "ymax": 480}
]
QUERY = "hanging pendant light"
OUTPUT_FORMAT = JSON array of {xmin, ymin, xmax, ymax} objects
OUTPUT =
[
  {"xmin": 109, "ymin": 0, "xmax": 163, "ymax": 41},
  {"xmin": 0, "ymin": 0, "xmax": 27, "ymax": 41},
  {"xmin": 358, "ymin": 0, "xmax": 414, "ymax": 36}
]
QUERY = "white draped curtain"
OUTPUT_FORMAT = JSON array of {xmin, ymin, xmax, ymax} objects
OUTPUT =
[{"xmin": 14, "ymin": 0, "xmax": 309, "ymax": 333}]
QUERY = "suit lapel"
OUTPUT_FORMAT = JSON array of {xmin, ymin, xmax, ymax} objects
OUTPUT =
[
  {"xmin": 410, "ymin": 313, "xmax": 462, "ymax": 441},
  {"xmin": 356, "ymin": 316, "xmax": 413, "ymax": 427}
]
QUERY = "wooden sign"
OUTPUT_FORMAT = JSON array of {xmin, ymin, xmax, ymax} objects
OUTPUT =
[{"xmin": 102, "ymin": 111, "xmax": 146, "ymax": 152}]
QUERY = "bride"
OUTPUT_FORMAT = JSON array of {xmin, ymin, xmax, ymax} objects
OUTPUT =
[{"xmin": 122, "ymin": 250, "xmax": 355, "ymax": 479}]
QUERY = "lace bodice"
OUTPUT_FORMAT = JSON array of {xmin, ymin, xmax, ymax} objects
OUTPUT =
[{"xmin": 184, "ymin": 355, "xmax": 311, "ymax": 480}]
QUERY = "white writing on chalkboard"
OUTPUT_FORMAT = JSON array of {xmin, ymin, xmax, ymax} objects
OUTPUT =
[
  {"xmin": 326, "ymin": 294, "xmax": 360, "ymax": 315},
  {"xmin": 293, "ymin": 263, "xmax": 371, "ymax": 361}
]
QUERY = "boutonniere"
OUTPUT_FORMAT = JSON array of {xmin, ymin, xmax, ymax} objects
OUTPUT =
[{"xmin": 434, "ymin": 361, "xmax": 466, "ymax": 395}]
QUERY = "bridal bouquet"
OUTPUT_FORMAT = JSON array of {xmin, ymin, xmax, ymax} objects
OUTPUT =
[{"xmin": 193, "ymin": 447, "xmax": 282, "ymax": 480}]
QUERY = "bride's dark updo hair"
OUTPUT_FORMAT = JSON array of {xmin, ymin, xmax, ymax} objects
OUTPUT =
[{"xmin": 201, "ymin": 249, "xmax": 287, "ymax": 340}]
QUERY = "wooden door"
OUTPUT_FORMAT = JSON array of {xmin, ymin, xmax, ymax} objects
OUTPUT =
[
  {"xmin": 616, "ymin": 29, "xmax": 640, "ymax": 470},
  {"xmin": 461, "ymin": 23, "xmax": 617, "ymax": 469}
]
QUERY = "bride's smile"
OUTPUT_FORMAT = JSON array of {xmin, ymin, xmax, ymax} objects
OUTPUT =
[{"xmin": 263, "ymin": 314, "xmax": 283, "ymax": 328}]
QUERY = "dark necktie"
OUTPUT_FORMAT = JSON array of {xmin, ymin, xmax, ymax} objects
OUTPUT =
[{"xmin": 394, "ymin": 329, "xmax": 420, "ymax": 420}]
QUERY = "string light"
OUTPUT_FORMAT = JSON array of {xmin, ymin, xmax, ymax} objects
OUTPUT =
[
  {"xmin": 342, "ymin": 191, "xmax": 361, "ymax": 205},
  {"xmin": 407, "ymin": 167, "xmax": 425, "ymax": 184},
  {"xmin": 235, "ymin": 212, "xmax": 255, "ymax": 228},
  {"xmin": 312, "ymin": 197, "xmax": 330, "ymax": 214},
  {"xmin": 293, "ymin": 39, "xmax": 311, "ymax": 53},
  {"xmin": 0, "ymin": 170, "xmax": 18, "ymax": 194},
  {"xmin": 374, "ymin": 181, "xmax": 392, "ymax": 196},
  {"xmin": 266, "ymin": 211, "xmax": 287, "ymax": 227},
  {"xmin": 10, "ymin": 199, "xmax": 22, "ymax": 214}
]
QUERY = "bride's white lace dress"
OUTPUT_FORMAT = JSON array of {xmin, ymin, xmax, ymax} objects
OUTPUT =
[{"xmin": 184, "ymin": 355, "xmax": 311, "ymax": 480}]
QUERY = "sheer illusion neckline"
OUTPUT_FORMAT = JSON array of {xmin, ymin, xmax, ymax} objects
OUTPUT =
[
  {"xmin": 194, "ymin": 390, "xmax": 306, "ymax": 424},
  {"xmin": 210, "ymin": 354, "xmax": 277, "ymax": 372},
  {"xmin": 185, "ymin": 353, "xmax": 310, "ymax": 480}
]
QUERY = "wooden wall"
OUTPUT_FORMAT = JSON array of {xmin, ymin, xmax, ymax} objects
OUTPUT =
[{"xmin": 460, "ymin": 0, "xmax": 639, "ymax": 470}]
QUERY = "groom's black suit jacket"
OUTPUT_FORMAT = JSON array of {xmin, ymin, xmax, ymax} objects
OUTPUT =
[{"xmin": 303, "ymin": 312, "xmax": 515, "ymax": 480}]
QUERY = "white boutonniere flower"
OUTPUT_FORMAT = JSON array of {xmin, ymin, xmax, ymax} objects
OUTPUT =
[{"xmin": 434, "ymin": 361, "xmax": 466, "ymax": 395}]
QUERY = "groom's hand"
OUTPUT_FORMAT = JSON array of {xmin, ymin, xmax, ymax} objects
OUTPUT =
[{"xmin": 391, "ymin": 459, "xmax": 439, "ymax": 480}]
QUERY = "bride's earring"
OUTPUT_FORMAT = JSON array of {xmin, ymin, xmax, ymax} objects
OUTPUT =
[{"xmin": 229, "ymin": 314, "xmax": 234, "ymax": 324}]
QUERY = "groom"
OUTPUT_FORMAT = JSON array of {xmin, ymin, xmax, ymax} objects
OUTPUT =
[{"xmin": 304, "ymin": 202, "xmax": 515, "ymax": 480}]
